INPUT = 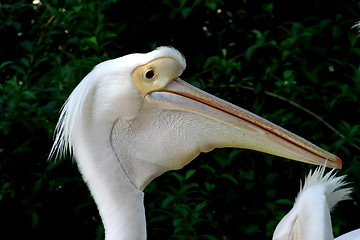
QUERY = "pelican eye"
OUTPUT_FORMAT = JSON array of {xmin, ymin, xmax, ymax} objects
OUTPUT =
[{"xmin": 144, "ymin": 69, "xmax": 155, "ymax": 79}]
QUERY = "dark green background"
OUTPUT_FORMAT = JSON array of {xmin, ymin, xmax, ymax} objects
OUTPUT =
[{"xmin": 1, "ymin": 0, "xmax": 360, "ymax": 239}]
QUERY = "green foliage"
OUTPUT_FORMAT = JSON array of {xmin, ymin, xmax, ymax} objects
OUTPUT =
[{"xmin": 1, "ymin": 0, "xmax": 360, "ymax": 239}]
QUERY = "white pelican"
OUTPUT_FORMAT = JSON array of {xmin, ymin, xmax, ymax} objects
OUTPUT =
[
  {"xmin": 273, "ymin": 166, "xmax": 360, "ymax": 240},
  {"xmin": 50, "ymin": 47, "xmax": 342, "ymax": 239}
]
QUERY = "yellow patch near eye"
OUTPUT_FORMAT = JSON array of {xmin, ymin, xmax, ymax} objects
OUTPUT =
[{"xmin": 132, "ymin": 57, "xmax": 185, "ymax": 98}]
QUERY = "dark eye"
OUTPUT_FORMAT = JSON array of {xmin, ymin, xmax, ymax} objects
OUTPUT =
[{"xmin": 145, "ymin": 69, "xmax": 155, "ymax": 79}]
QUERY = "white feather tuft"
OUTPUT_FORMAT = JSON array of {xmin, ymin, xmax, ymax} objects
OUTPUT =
[
  {"xmin": 49, "ymin": 69, "xmax": 97, "ymax": 160},
  {"xmin": 352, "ymin": 21, "xmax": 360, "ymax": 36},
  {"xmin": 273, "ymin": 166, "xmax": 352, "ymax": 240},
  {"xmin": 297, "ymin": 166, "xmax": 352, "ymax": 211},
  {"xmin": 352, "ymin": 21, "xmax": 360, "ymax": 29}
]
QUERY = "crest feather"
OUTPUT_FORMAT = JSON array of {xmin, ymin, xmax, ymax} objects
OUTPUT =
[{"xmin": 297, "ymin": 166, "xmax": 352, "ymax": 210}]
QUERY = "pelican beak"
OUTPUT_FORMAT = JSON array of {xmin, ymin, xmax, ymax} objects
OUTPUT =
[{"xmin": 148, "ymin": 78, "xmax": 342, "ymax": 169}]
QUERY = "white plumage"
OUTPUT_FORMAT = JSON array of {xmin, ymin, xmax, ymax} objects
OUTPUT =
[
  {"xmin": 50, "ymin": 46, "xmax": 186, "ymax": 160},
  {"xmin": 273, "ymin": 166, "xmax": 359, "ymax": 240},
  {"xmin": 50, "ymin": 47, "xmax": 342, "ymax": 239}
]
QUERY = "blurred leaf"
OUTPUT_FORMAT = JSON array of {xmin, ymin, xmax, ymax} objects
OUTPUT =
[
  {"xmin": 162, "ymin": 195, "xmax": 175, "ymax": 208},
  {"xmin": 220, "ymin": 173, "xmax": 239, "ymax": 185},
  {"xmin": 242, "ymin": 170, "xmax": 255, "ymax": 181},
  {"xmin": 185, "ymin": 169, "xmax": 196, "ymax": 180}
]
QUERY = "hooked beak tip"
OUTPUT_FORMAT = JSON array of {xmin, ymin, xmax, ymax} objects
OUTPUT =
[{"xmin": 335, "ymin": 155, "xmax": 342, "ymax": 169}]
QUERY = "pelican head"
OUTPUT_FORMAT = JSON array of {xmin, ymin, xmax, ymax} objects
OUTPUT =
[{"xmin": 50, "ymin": 47, "xmax": 342, "ymax": 239}]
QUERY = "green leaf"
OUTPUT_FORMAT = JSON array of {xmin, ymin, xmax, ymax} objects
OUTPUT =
[
  {"xmin": 199, "ymin": 164, "xmax": 216, "ymax": 175},
  {"xmin": 182, "ymin": 7, "xmax": 192, "ymax": 18},
  {"xmin": 24, "ymin": 90, "xmax": 37, "ymax": 100},
  {"xmin": 185, "ymin": 169, "xmax": 196, "ymax": 180},
  {"xmin": 32, "ymin": 211, "xmax": 39, "ymax": 228},
  {"xmin": 283, "ymin": 69, "xmax": 293, "ymax": 80},
  {"xmin": 0, "ymin": 61, "xmax": 14, "ymax": 70},
  {"xmin": 275, "ymin": 198, "xmax": 293, "ymax": 205},
  {"xmin": 32, "ymin": 179, "xmax": 43, "ymax": 196},
  {"xmin": 220, "ymin": 173, "xmax": 238, "ymax": 185},
  {"xmin": 206, "ymin": 2, "xmax": 217, "ymax": 11},
  {"xmin": 194, "ymin": 202, "xmax": 207, "ymax": 212},
  {"xmin": 242, "ymin": 170, "xmax": 254, "ymax": 180},
  {"xmin": 204, "ymin": 181, "xmax": 215, "ymax": 191},
  {"xmin": 162, "ymin": 195, "xmax": 175, "ymax": 208},
  {"xmin": 20, "ymin": 40, "xmax": 33, "ymax": 52},
  {"xmin": 171, "ymin": 172, "xmax": 185, "ymax": 184}
]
